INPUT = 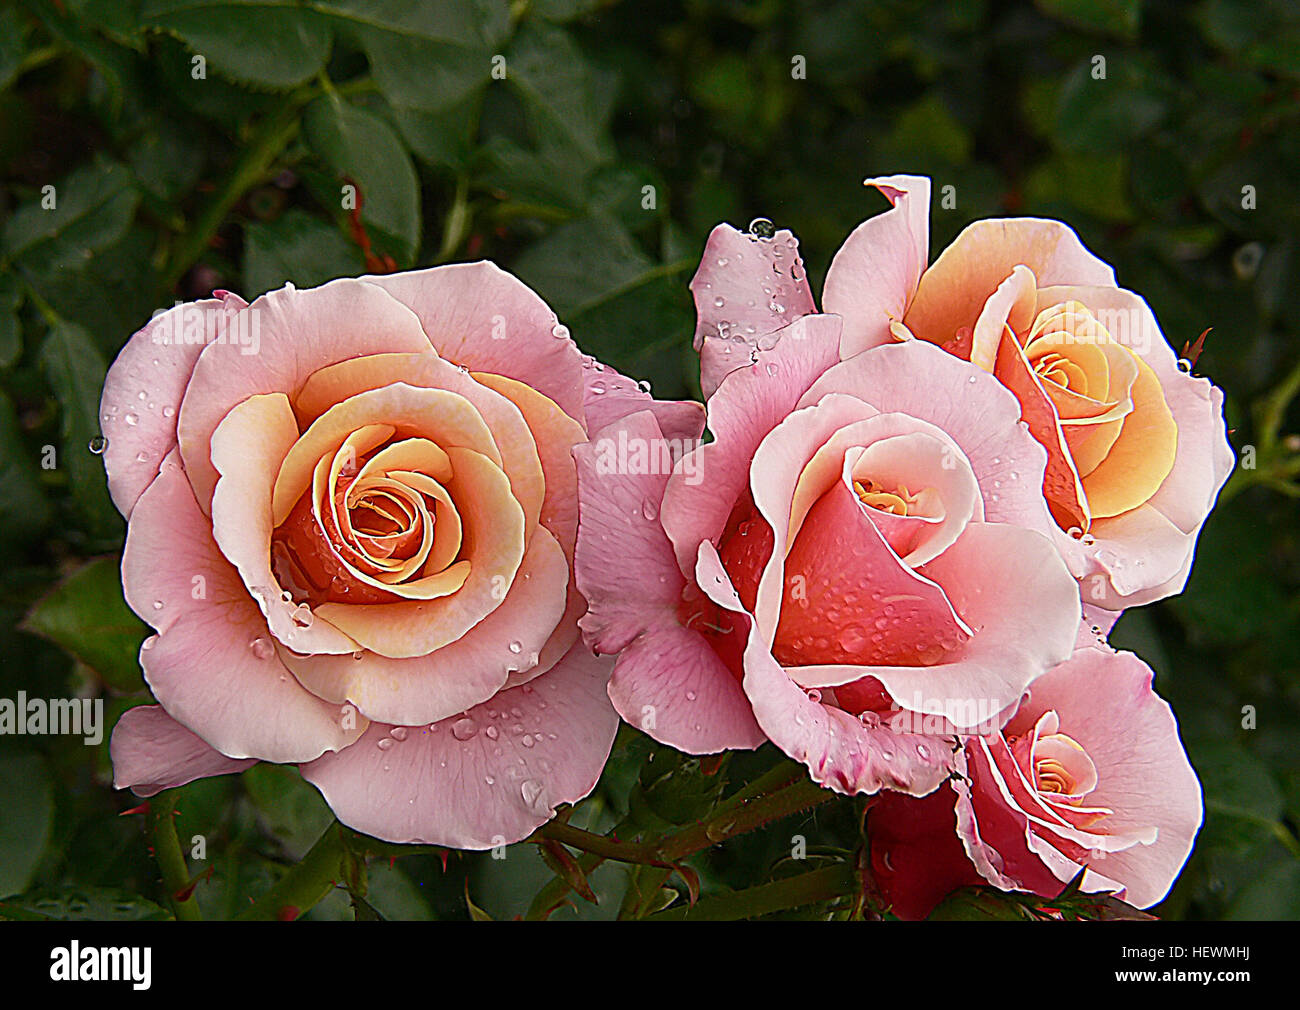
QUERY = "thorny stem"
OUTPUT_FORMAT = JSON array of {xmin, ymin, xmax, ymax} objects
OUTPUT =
[
  {"xmin": 646, "ymin": 862, "xmax": 857, "ymax": 921},
  {"xmin": 236, "ymin": 822, "xmax": 350, "ymax": 921},
  {"xmin": 532, "ymin": 771, "xmax": 835, "ymax": 869},
  {"xmin": 146, "ymin": 790, "xmax": 202, "ymax": 922}
]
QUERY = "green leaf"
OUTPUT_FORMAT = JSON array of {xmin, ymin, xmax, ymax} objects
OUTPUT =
[
  {"xmin": 0, "ymin": 6, "xmax": 30, "ymax": 92},
  {"xmin": 1035, "ymin": 0, "xmax": 1142, "ymax": 40},
  {"xmin": 532, "ymin": 0, "xmax": 603, "ymax": 22},
  {"xmin": 465, "ymin": 879, "xmax": 494, "ymax": 921},
  {"xmin": 62, "ymin": 0, "xmax": 147, "ymax": 43},
  {"xmin": 0, "ymin": 392, "xmax": 52, "ymax": 540},
  {"xmin": 243, "ymin": 764, "xmax": 334, "ymax": 859},
  {"xmin": 389, "ymin": 94, "xmax": 480, "ymax": 169},
  {"xmin": 0, "ymin": 754, "xmax": 54, "ymax": 898},
  {"xmin": 21, "ymin": 556, "xmax": 148, "ymax": 694},
  {"xmin": 629, "ymin": 749, "xmax": 727, "ymax": 828},
  {"xmin": 0, "ymin": 885, "xmax": 169, "ymax": 921},
  {"xmin": 141, "ymin": 0, "xmax": 333, "ymax": 89},
  {"xmin": 1054, "ymin": 57, "xmax": 1169, "ymax": 154},
  {"xmin": 512, "ymin": 214, "xmax": 654, "ymax": 317},
  {"xmin": 37, "ymin": 318, "xmax": 119, "ymax": 537},
  {"xmin": 1, "ymin": 156, "xmax": 140, "ymax": 279},
  {"xmin": 0, "ymin": 274, "xmax": 23, "ymax": 369},
  {"xmin": 37, "ymin": 228, "xmax": 161, "ymax": 355},
  {"xmin": 1197, "ymin": 740, "xmax": 1284, "ymax": 824},
  {"xmin": 243, "ymin": 209, "xmax": 364, "ymax": 298},
  {"xmin": 928, "ymin": 887, "xmax": 1038, "ymax": 920},
  {"xmin": 21, "ymin": 0, "xmax": 135, "ymax": 118},
  {"xmin": 1226, "ymin": 858, "xmax": 1300, "ymax": 919},
  {"xmin": 128, "ymin": 116, "xmax": 206, "ymax": 201},
  {"xmin": 358, "ymin": 861, "xmax": 434, "ymax": 920},
  {"xmin": 320, "ymin": 0, "xmax": 511, "ymax": 111},
  {"xmin": 506, "ymin": 21, "xmax": 615, "ymax": 167},
  {"xmin": 302, "ymin": 94, "xmax": 421, "ymax": 264}
]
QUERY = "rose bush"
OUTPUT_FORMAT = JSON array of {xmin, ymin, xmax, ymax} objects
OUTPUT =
[
  {"xmin": 868, "ymin": 632, "xmax": 1203, "ymax": 919},
  {"xmin": 105, "ymin": 264, "xmax": 701, "ymax": 848},
  {"xmin": 574, "ymin": 245, "xmax": 1083, "ymax": 795}
]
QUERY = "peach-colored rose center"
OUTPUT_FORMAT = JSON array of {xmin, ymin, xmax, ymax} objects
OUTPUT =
[
  {"xmin": 1002, "ymin": 300, "xmax": 1179, "ymax": 531},
  {"xmin": 854, "ymin": 478, "xmax": 925, "ymax": 516}
]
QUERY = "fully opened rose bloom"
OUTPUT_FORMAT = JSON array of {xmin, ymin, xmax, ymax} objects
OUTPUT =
[
  {"xmin": 868, "ymin": 634, "xmax": 1202, "ymax": 919},
  {"xmin": 575, "ymin": 245, "xmax": 1082, "ymax": 795},
  {"xmin": 105, "ymin": 265, "xmax": 701, "ymax": 847},
  {"xmin": 821, "ymin": 175, "xmax": 1234, "ymax": 609}
]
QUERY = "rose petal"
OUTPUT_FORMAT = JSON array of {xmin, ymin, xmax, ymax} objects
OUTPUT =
[
  {"xmin": 902, "ymin": 217, "xmax": 1117, "ymax": 350},
  {"xmin": 695, "ymin": 541, "xmax": 954, "ymax": 796},
  {"xmin": 279, "ymin": 528, "xmax": 569, "ymax": 726},
  {"xmin": 291, "ymin": 354, "xmax": 545, "ymax": 536},
  {"xmin": 574, "ymin": 408, "xmax": 765, "ymax": 752},
  {"xmin": 787, "ymin": 522, "xmax": 1080, "ymax": 733},
  {"xmin": 798, "ymin": 340, "xmax": 1058, "ymax": 541},
  {"xmin": 123, "ymin": 450, "xmax": 367, "ymax": 761},
  {"xmin": 209, "ymin": 393, "xmax": 360, "ymax": 655},
  {"xmin": 662, "ymin": 313, "xmax": 843, "ymax": 579},
  {"xmin": 823, "ymin": 175, "xmax": 932, "ymax": 357},
  {"xmin": 101, "ymin": 293, "xmax": 246, "ymax": 518},
  {"xmin": 178, "ymin": 278, "xmax": 434, "ymax": 511},
  {"xmin": 299, "ymin": 641, "xmax": 618, "ymax": 848},
  {"xmin": 690, "ymin": 224, "xmax": 817, "ymax": 396},
  {"xmin": 868, "ymin": 784, "xmax": 984, "ymax": 920},
  {"xmin": 111, "ymin": 704, "xmax": 257, "ymax": 797},
  {"xmin": 360, "ymin": 262, "xmax": 588, "ymax": 421}
]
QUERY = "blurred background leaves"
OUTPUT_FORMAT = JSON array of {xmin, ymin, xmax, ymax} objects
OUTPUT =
[{"xmin": 0, "ymin": 0, "xmax": 1298, "ymax": 919}]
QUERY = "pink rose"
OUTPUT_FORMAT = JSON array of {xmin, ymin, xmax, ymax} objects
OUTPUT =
[
  {"xmin": 575, "ymin": 255, "xmax": 1082, "ymax": 795},
  {"xmin": 820, "ymin": 176, "xmax": 1235, "ymax": 608},
  {"xmin": 868, "ymin": 633, "xmax": 1203, "ymax": 919},
  {"xmin": 105, "ymin": 265, "xmax": 701, "ymax": 847}
]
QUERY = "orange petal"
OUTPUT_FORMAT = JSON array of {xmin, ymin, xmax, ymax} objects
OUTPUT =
[
  {"xmin": 313, "ymin": 447, "xmax": 526, "ymax": 658},
  {"xmin": 1079, "ymin": 355, "xmax": 1177, "ymax": 519}
]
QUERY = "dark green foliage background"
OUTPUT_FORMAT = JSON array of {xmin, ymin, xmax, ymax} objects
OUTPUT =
[{"xmin": 0, "ymin": 0, "xmax": 1297, "ymax": 920}]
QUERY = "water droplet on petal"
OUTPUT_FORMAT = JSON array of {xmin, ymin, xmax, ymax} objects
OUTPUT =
[
  {"xmin": 521, "ymin": 779, "xmax": 547, "ymax": 811},
  {"xmin": 451, "ymin": 717, "xmax": 477, "ymax": 741},
  {"xmin": 88, "ymin": 435, "xmax": 108, "ymax": 454},
  {"xmin": 249, "ymin": 637, "xmax": 273, "ymax": 660}
]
